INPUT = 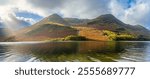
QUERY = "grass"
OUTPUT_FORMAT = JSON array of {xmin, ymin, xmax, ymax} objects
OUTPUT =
[
  {"xmin": 102, "ymin": 30, "xmax": 136, "ymax": 41},
  {"xmin": 45, "ymin": 35, "xmax": 88, "ymax": 41},
  {"xmin": 73, "ymin": 27, "xmax": 109, "ymax": 41},
  {"xmin": 64, "ymin": 35, "xmax": 87, "ymax": 41}
]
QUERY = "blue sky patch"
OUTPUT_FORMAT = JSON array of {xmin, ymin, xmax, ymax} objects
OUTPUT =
[{"xmin": 15, "ymin": 11, "xmax": 43, "ymax": 21}]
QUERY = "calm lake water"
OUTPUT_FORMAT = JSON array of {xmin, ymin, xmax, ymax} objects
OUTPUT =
[{"xmin": 0, "ymin": 41, "xmax": 150, "ymax": 62}]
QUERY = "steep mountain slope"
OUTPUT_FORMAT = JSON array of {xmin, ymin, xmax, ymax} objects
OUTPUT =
[
  {"xmin": 73, "ymin": 27, "xmax": 109, "ymax": 41},
  {"xmin": 86, "ymin": 14, "xmax": 150, "ymax": 39},
  {"xmin": 47, "ymin": 14, "xmax": 70, "ymax": 26},
  {"xmin": 88, "ymin": 14, "xmax": 125, "ymax": 26},
  {"xmin": 14, "ymin": 13, "xmax": 150, "ymax": 41},
  {"xmin": 16, "ymin": 24, "xmax": 78, "ymax": 41},
  {"xmin": 19, "ymin": 14, "xmax": 70, "ymax": 33},
  {"xmin": 34, "ymin": 14, "xmax": 70, "ymax": 26},
  {"xmin": 15, "ymin": 14, "xmax": 78, "ymax": 41}
]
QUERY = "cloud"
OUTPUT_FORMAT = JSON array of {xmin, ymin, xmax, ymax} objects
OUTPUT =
[
  {"xmin": 110, "ymin": 0, "xmax": 150, "ymax": 29},
  {"xmin": 60, "ymin": 0, "xmax": 110, "ymax": 19},
  {"xmin": 14, "ymin": 9, "xmax": 43, "ymax": 22},
  {"xmin": 0, "ymin": 0, "xmax": 110, "ymax": 29},
  {"xmin": 0, "ymin": 0, "xmax": 11, "ymax": 5},
  {"xmin": 0, "ymin": 0, "xmax": 44, "ymax": 29},
  {"xmin": 0, "ymin": 17, "xmax": 2, "ymax": 22},
  {"xmin": 16, "ymin": 17, "xmax": 36, "ymax": 24},
  {"xmin": 0, "ymin": 0, "xmax": 150, "ymax": 30},
  {"xmin": 0, "ymin": 22, "xmax": 5, "ymax": 28},
  {"xmin": 0, "ymin": 17, "xmax": 4, "ymax": 28},
  {"xmin": 27, "ymin": 0, "xmax": 65, "ymax": 9},
  {"xmin": 3, "ymin": 14, "xmax": 31, "ymax": 30},
  {"xmin": 15, "ymin": 11, "xmax": 42, "ymax": 20},
  {"xmin": 117, "ymin": 0, "xmax": 136, "ymax": 9},
  {"xmin": 26, "ymin": 0, "xmax": 110, "ymax": 19}
]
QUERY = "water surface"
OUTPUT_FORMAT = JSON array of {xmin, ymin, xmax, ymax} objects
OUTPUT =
[{"xmin": 0, "ymin": 41, "xmax": 150, "ymax": 62}]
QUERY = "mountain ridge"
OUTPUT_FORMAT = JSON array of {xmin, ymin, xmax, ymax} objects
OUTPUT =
[
  {"xmin": 84, "ymin": 14, "xmax": 150, "ymax": 39},
  {"xmin": 7, "ymin": 13, "xmax": 150, "ymax": 41}
]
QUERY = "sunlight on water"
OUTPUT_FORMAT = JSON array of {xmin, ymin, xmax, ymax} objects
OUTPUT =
[
  {"xmin": 0, "ymin": 41, "xmax": 149, "ymax": 62},
  {"xmin": 0, "ymin": 41, "xmax": 44, "ymax": 45}
]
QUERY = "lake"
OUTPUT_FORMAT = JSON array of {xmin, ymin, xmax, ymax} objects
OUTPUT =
[{"xmin": 0, "ymin": 41, "xmax": 150, "ymax": 62}]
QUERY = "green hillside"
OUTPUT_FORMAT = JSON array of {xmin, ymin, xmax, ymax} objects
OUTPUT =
[
  {"xmin": 12, "ymin": 13, "xmax": 150, "ymax": 41},
  {"xmin": 85, "ymin": 14, "xmax": 150, "ymax": 40}
]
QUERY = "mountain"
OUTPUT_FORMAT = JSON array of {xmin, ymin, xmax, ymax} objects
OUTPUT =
[
  {"xmin": 36, "ymin": 14, "xmax": 70, "ymax": 26},
  {"xmin": 15, "ymin": 14, "xmax": 78, "ymax": 41},
  {"xmin": 12, "ymin": 13, "xmax": 150, "ymax": 41},
  {"xmin": 87, "ymin": 14, "xmax": 128, "ymax": 31},
  {"xmin": 86, "ymin": 14, "xmax": 150, "ymax": 39},
  {"xmin": 88, "ymin": 14, "xmax": 125, "ymax": 25}
]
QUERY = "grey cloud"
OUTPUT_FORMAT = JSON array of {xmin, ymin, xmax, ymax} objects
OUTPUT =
[
  {"xmin": 0, "ymin": 17, "xmax": 4, "ymax": 28},
  {"xmin": 10, "ymin": 15, "xmax": 31, "ymax": 27},
  {"xmin": 61, "ymin": 0, "xmax": 110, "ymax": 18},
  {"xmin": 110, "ymin": 0, "xmax": 150, "ymax": 29},
  {"xmin": 0, "ymin": 23, "xmax": 5, "ymax": 28},
  {"xmin": 27, "ymin": 0, "xmax": 65, "ymax": 9},
  {"xmin": 0, "ymin": 0, "xmax": 11, "ymax": 5},
  {"xmin": 0, "ymin": 0, "xmax": 149, "ymax": 29},
  {"xmin": 26, "ymin": 0, "xmax": 110, "ymax": 18},
  {"xmin": 4, "ymin": 14, "xmax": 31, "ymax": 30}
]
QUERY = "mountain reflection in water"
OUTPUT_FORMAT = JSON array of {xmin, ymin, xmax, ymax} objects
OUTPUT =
[{"xmin": 0, "ymin": 41, "xmax": 150, "ymax": 62}]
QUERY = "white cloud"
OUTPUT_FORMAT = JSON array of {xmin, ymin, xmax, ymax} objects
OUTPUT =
[
  {"xmin": 59, "ymin": 0, "xmax": 110, "ymax": 19},
  {"xmin": 0, "ymin": 0, "xmax": 110, "ymax": 29},
  {"xmin": 3, "ymin": 14, "xmax": 31, "ymax": 30},
  {"xmin": 0, "ymin": 0, "xmax": 43, "ymax": 29},
  {"xmin": 26, "ymin": 0, "xmax": 110, "ymax": 19},
  {"xmin": 109, "ymin": 0, "xmax": 125, "ymax": 18},
  {"xmin": 124, "ymin": 2, "xmax": 150, "ymax": 24},
  {"xmin": 0, "ymin": 0, "xmax": 150, "ymax": 29},
  {"xmin": 16, "ymin": 17, "xmax": 36, "ymax": 24},
  {"xmin": 0, "ymin": 0, "xmax": 11, "ymax": 5},
  {"xmin": 109, "ymin": 0, "xmax": 150, "ymax": 29},
  {"xmin": 0, "ymin": 0, "xmax": 46, "ymax": 20}
]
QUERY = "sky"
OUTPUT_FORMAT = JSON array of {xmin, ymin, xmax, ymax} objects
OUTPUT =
[{"xmin": 0, "ymin": 0, "xmax": 150, "ymax": 30}]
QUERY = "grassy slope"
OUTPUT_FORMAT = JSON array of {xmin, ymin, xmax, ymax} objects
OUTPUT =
[
  {"xmin": 16, "ymin": 23, "xmax": 78, "ymax": 41},
  {"xmin": 14, "ymin": 14, "xmax": 76, "ymax": 41},
  {"xmin": 73, "ymin": 26, "xmax": 109, "ymax": 41},
  {"xmin": 13, "ymin": 14, "xmax": 150, "ymax": 41}
]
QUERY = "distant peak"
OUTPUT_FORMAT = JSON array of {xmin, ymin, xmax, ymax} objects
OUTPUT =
[
  {"xmin": 49, "ymin": 13, "xmax": 61, "ymax": 17},
  {"xmin": 93, "ymin": 14, "xmax": 119, "ymax": 22},
  {"xmin": 47, "ymin": 13, "xmax": 63, "ymax": 20},
  {"xmin": 46, "ymin": 13, "xmax": 70, "ymax": 25},
  {"xmin": 88, "ymin": 14, "xmax": 124, "ymax": 25},
  {"xmin": 97, "ymin": 14, "xmax": 115, "ymax": 19},
  {"xmin": 102, "ymin": 14, "xmax": 114, "ymax": 16}
]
